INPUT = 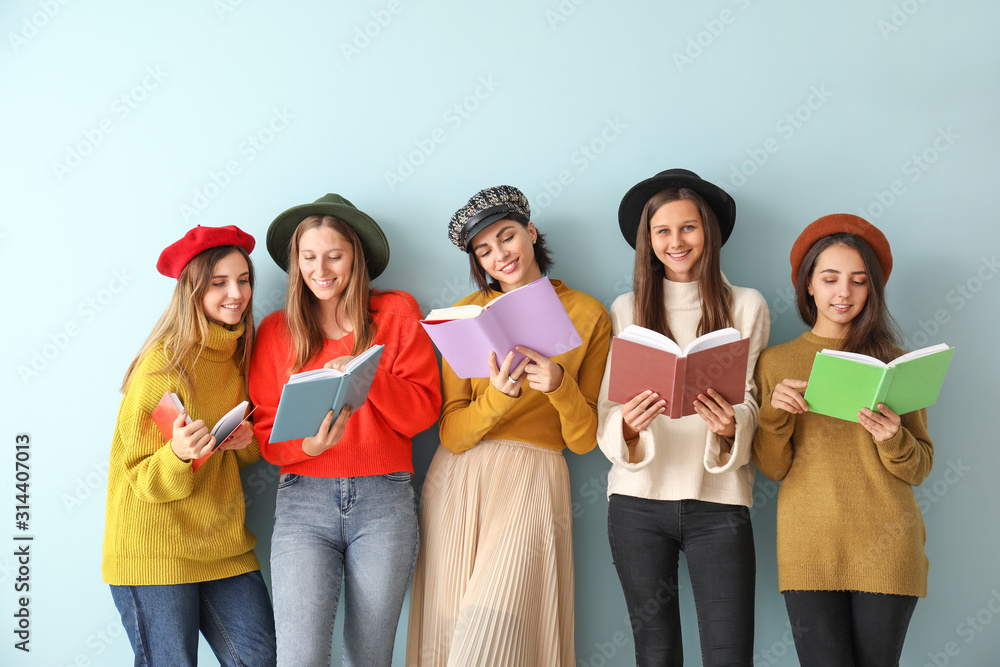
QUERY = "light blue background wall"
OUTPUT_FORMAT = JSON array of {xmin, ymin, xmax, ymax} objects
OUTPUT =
[{"xmin": 2, "ymin": 1, "xmax": 998, "ymax": 665}]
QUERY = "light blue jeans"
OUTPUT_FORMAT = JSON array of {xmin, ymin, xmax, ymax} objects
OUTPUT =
[
  {"xmin": 109, "ymin": 570, "xmax": 276, "ymax": 667},
  {"xmin": 271, "ymin": 472, "xmax": 419, "ymax": 667}
]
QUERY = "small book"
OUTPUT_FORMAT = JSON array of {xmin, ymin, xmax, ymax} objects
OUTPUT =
[
  {"xmin": 607, "ymin": 325, "xmax": 750, "ymax": 419},
  {"xmin": 420, "ymin": 277, "xmax": 583, "ymax": 379},
  {"xmin": 150, "ymin": 392, "xmax": 253, "ymax": 470},
  {"xmin": 269, "ymin": 344, "xmax": 384, "ymax": 443},
  {"xmin": 803, "ymin": 344, "xmax": 954, "ymax": 422}
]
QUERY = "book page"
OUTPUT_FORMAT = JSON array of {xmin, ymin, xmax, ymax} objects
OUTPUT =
[
  {"xmin": 617, "ymin": 324, "xmax": 682, "ymax": 355},
  {"xmin": 424, "ymin": 304, "xmax": 485, "ymax": 321},
  {"xmin": 889, "ymin": 343, "xmax": 951, "ymax": 366},
  {"xmin": 818, "ymin": 348, "xmax": 885, "ymax": 367},
  {"xmin": 344, "ymin": 344, "xmax": 384, "ymax": 374},
  {"xmin": 683, "ymin": 327, "xmax": 741, "ymax": 356}
]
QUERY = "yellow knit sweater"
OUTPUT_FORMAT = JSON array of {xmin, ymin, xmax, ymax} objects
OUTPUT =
[
  {"xmin": 753, "ymin": 331, "xmax": 933, "ymax": 597},
  {"xmin": 102, "ymin": 323, "xmax": 261, "ymax": 586}
]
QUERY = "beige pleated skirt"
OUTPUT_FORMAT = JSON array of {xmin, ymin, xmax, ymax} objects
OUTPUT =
[{"xmin": 406, "ymin": 438, "xmax": 575, "ymax": 667}]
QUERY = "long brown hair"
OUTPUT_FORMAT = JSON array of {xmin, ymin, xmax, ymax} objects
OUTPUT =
[
  {"xmin": 468, "ymin": 213, "xmax": 554, "ymax": 297},
  {"xmin": 284, "ymin": 215, "xmax": 376, "ymax": 371},
  {"xmin": 795, "ymin": 233, "xmax": 901, "ymax": 362},
  {"xmin": 121, "ymin": 246, "xmax": 255, "ymax": 398},
  {"xmin": 632, "ymin": 188, "xmax": 733, "ymax": 338}
]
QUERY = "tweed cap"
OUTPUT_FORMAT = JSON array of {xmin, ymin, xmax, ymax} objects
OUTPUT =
[{"xmin": 448, "ymin": 185, "xmax": 531, "ymax": 251}]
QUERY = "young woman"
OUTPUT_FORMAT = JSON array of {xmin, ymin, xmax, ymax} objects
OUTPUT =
[
  {"xmin": 406, "ymin": 185, "xmax": 611, "ymax": 667},
  {"xmin": 102, "ymin": 225, "xmax": 276, "ymax": 667},
  {"xmin": 248, "ymin": 193, "xmax": 441, "ymax": 666},
  {"xmin": 597, "ymin": 169, "xmax": 769, "ymax": 666},
  {"xmin": 753, "ymin": 214, "xmax": 933, "ymax": 667}
]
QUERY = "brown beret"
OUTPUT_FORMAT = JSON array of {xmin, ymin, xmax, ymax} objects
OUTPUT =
[
  {"xmin": 157, "ymin": 225, "xmax": 255, "ymax": 279},
  {"xmin": 790, "ymin": 214, "xmax": 892, "ymax": 285}
]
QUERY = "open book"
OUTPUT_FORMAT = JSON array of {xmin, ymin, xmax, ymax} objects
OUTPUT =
[
  {"xmin": 803, "ymin": 343, "xmax": 954, "ymax": 422},
  {"xmin": 269, "ymin": 344, "xmax": 384, "ymax": 443},
  {"xmin": 150, "ymin": 392, "xmax": 253, "ymax": 470},
  {"xmin": 607, "ymin": 325, "xmax": 750, "ymax": 419},
  {"xmin": 420, "ymin": 277, "xmax": 583, "ymax": 379}
]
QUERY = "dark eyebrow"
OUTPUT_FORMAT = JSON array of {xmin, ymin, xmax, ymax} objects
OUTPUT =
[{"xmin": 472, "ymin": 225, "xmax": 516, "ymax": 251}]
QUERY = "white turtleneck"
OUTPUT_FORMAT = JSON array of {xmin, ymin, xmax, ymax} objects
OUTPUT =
[{"xmin": 596, "ymin": 277, "xmax": 769, "ymax": 506}]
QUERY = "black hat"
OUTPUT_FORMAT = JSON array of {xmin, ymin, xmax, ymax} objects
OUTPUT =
[{"xmin": 618, "ymin": 169, "xmax": 735, "ymax": 248}]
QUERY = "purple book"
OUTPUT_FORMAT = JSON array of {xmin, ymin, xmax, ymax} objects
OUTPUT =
[{"xmin": 420, "ymin": 277, "xmax": 583, "ymax": 379}]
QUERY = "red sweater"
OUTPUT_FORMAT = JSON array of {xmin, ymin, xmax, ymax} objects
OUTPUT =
[{"xmin": 249, "ymin": 291, "xmax": 442, "ymax": 477}]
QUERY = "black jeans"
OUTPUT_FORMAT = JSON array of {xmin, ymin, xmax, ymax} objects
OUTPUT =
[
  {"xmin": 608, "ymin": 494, "xmax": 755, "ymax": 667},
  {"xmin": 783, "ymin": 590, "xmax": 918, "ymax": 667}
]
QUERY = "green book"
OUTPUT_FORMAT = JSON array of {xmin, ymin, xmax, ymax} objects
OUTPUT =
[{"xmin": 803, "ymin": 344, "xmax": 954, "ymax": 422}]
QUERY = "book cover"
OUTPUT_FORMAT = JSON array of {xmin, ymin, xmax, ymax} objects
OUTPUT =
[
  {"xmin": 803, "ymin": 344, "xmax": 954, "ymax": 422},
  {"xmin": 269, "ymin": 344, "xmax": 384, "ymax": 443},
  {"xmin": 150, "ymin": 392, "xmax": 252, "ymax": 470},
  {"xmin": 419, "ymin": 277, "xmax": 583, "ymax": 379},
  {"xmin": 607, "ymin": 326, "xmax": 750, "ymax": 419}
]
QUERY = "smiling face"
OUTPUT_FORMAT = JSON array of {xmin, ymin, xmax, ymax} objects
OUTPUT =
[
  {"xmin": 297, "ymin": 225, "xmax": 355, "ymax": 304},
  {"xmin": 201, "ymin": 249, "xmax": 251, "ymax": 326},
  {"xmin": 469, "ymin": 219, "xmax": 542, "ymax": 292},
  {"xmin": 808, "ymin": 243, "xmax": 869, "ymax": 338},
  {"xmin": 648, "ymin": 198, "xmax": 705, "ymax": 282}
]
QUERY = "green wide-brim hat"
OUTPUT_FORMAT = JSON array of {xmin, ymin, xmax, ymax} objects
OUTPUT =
[{"xmin": 266, "ymin": 193, "xmax": 390, "ymax": 279}]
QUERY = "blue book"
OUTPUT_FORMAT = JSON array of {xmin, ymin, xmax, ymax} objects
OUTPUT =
[{"xmin": 269, "ymin": 344, "xmax": 384, "ymax": 443}]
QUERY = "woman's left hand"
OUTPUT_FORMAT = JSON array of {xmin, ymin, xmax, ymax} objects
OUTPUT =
[
  {"xmin": 859, "ymin": 404, "xmax": 900, "ymax": 441},
  {"xmin": 515, "ymin": 346, "xmax": 564, "ymax": 393},
  {"xmin": 693, "ymin": 388, "xmax": 736, "ymax": 439},
  {"xmin": 324, "ymin": 355, "xmax": 356, "ymax": 372},
  {"xmin": 218, "ymin": 421, "xmax": 253, "ymax": 451}
]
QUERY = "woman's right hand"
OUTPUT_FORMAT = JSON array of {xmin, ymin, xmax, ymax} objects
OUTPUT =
[
  {"xmin": 170, "ymin": 411, "xmax": 215, "ymax": 462},
  {"xmin": 771, "ymin": 379, "xmax": 809, "ymax": 414},
  {"xmin": 488, "ymin": 351, "xmax": 530, "ymax": 398},
  {"xmin": 301, "ymin": 405, "xmax": 353, "ymax": 457},
  {"xmin": 620, "ymin": 390, "xmax": 666, "ymax": 440}
]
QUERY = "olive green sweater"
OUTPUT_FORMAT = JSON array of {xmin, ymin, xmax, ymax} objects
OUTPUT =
[
  {"xmin": 753, "ymin": 331, "xmax": 933, "ymax": 597},
  {"xmin": 102, "ymin": 323, "xmax": 261, "ymax": 586}
]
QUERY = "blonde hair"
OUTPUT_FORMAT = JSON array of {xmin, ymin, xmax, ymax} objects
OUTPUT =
[
  {"xmin": 284, "ymin": 215, "xmax": 376, "ymax": 372},
  {"xmin": 121, "ymin": 246, "xmax": 255, "ymax": 399}
]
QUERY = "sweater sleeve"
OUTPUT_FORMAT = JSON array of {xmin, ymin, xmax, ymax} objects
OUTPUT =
[
  {"xmin": 751, "ymin": 350, "xmax": 798, "ymax": 482},
  {"xmin": 114, "ymin": 352, "xmax": 196, "ymax": 504},
  {"xmin": 248, "ymin": 314, "xmax": 314, "ymax": 467},
  {"xmin": 703, "ymin": 289, "xmax": 770, "ymax": 474},
  {"xmin": 364, "ymin": 293, "xmax": 442, "ymax": 438},
  {"xmin": 873, "ymin": 407, "xmax": 934, "ymax": 485},
  {"xmin": 597, "ymin": 295, "xmax": 657, "ymax": 470},
  {"xmin": 438, "ymin": 362, "xmax": 519, "ymax": 454}
]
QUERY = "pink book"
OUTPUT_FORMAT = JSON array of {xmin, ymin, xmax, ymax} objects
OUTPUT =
[{"xmin": 420, "ymin": 277, "xmax": 583, "ymax": 379}]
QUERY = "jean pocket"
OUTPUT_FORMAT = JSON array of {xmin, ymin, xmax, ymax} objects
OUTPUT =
[
  {"xmin": 277, "ymin": 472, "xmax": 300, "ymax": 489},
  {"xmin": 382, "ymin": 471, "xmax": 412, "ymax": 482}
]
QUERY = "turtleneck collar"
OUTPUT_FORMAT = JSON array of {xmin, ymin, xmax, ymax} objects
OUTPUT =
[
  {"xmin": 200, "ymin": 321, "xmax": 245, "ymax": 362},
  {"xmin": 802, "ymin": 330, "xmax": 845, "ymax": 351}
]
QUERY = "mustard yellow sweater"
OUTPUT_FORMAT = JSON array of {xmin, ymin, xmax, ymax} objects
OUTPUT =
[
  {"xmin": 753, "ymin": 331, "xmax": 933, "ymax": 597},
  {"xmin": 439, "ymin": 280, "xmax": 612, "ymax": 454},
  {"xmin": 102, "ymin": 323, "xmax": 261, "ymax": 586}
]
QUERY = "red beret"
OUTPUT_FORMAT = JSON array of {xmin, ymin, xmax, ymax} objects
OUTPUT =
[
  {"xmin": 157, "ymin": 225, "xmax": 256, "ymax": 279},
  {"xmin": 789, "ymin": 214, "xmax": 892, "ymax": 285}
]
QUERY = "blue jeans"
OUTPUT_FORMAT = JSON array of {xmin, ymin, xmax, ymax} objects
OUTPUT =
[
  {"xmin": 608, "ymin": 495, "xmax": 756, "ymax": 667},
  {"xmin": 271, "ymin": 472, "xmax": 419, "ymax": 667},
  {"xmin": 783, "ymin": 590, "xmax": 918, "ymax": 666},
  {"xmin": 109, "ymin": 570, "xmax": 276, "ymax": 667}
]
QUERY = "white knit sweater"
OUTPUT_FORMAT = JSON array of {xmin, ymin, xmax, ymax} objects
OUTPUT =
[{"xmin": 596, "ymin": 277, "xmax": 770, "ymax": 506}]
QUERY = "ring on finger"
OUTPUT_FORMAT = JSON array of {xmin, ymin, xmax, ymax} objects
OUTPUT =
[{"xmin": 507, "ymin": 375, "xmax": 518, "ymax": 384}]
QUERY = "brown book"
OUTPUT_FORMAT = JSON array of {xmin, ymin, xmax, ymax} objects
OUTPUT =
[{"xmin": 607, "ymin": 325, "xmax": 750, "ymax": 419}]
